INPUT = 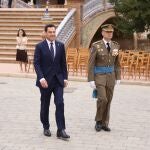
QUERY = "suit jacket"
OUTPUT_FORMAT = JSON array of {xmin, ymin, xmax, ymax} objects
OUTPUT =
[
  {"xmin": 34, "ymin": 40, "xmax": 68, "ymax": 87},
  {"xmin": 88, "ymin": 40, "xmax": 121, "ymax": 86}
]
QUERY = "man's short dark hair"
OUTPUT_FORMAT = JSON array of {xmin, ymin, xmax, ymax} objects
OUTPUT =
[{"xmin": 44, "ymin": 24, "xmax": 56, "ymax": 32}]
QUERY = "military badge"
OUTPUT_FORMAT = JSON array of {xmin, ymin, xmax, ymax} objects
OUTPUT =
[
  {"xmin": 98, "ymin": 49, "xmax": 103, "ymax": 52},
  {"xmin": 112, "ymin": 49, "xmax": 118, "ymax": 56},
  {"xmin": 97, "ymin": 45, "xmax": 100, "ymax": 49}
]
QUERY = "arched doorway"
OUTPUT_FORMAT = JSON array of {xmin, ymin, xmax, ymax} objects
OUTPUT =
[
  {"xmin": 81, "ymin": 9, "xmax": 115, "ymax": 48},
  {"xmin": 90, "ymin": 17, "xmax": 134, "ymax": 49}
]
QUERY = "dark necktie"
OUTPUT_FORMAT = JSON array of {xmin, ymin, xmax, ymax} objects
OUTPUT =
[
  {"xmin": 49, "ymin": 42, "xmax": 54, "ymax": 59},
  {"xmin": 106, "ymin": 42, "xmax": 111, "ymax": 52}
]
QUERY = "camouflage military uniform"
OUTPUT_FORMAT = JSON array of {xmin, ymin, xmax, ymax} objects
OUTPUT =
[{"xmin": 88, "ymin": 40, "xmax": 121, "ymax": 127}]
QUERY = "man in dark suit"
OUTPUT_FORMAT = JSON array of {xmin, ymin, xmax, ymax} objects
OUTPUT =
[{"xmin": 34, "ymin": 24, "xmax": 70, "ymax": 140}]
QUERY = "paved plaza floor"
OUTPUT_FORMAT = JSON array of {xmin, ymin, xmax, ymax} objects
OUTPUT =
[{"xmin": 0, "ymin": 76, "xmax": 150, "ymax": 150}]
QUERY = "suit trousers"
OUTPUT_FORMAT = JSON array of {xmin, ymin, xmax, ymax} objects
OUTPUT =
[
  {"xmin": 8, "ymin": 0, "xmax": 12, "ymax": 8},
  {"xmin": 39, "ymin": 76, "xmax": 65, "ymax": 130},
  {"xmin": 95, "ymin": 76, "xmax": 114, "ymax": 127}
]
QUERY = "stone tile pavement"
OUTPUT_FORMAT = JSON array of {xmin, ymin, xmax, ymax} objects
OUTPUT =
[{"xmin": 0, "ymin": 75, "xmax": 150, "ymax": 150}]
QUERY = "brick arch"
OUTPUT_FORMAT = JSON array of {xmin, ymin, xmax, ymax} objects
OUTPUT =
[{"xmin": 81, "ymin": 9, "xmax": 115, "ymax": 48}]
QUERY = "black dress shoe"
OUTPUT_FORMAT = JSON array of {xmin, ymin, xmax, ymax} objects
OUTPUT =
[
  {"xmin": 95, "ymin": 121, "xmax": 102, "ymax": 132},
  {"xmin": 57, "ymin": 129, "xmax": 70, "ymax": 140},
  {"xmin": 102, "ymin": 126, "xmax": 111, "ymax": 132},
  {"xmin": 43, "ymin": 129, "xmax": 51, "ymax": 136}
]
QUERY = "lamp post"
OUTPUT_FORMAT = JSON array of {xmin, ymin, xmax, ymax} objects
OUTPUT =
[{"xmin": 41, "ymin": 0, "xmax": 53, "ymax": 25}]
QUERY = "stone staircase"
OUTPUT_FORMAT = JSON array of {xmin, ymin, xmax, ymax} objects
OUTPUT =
[{"xmin": 0, "ymin": 8, "xmax": 68, "ymax": 63}]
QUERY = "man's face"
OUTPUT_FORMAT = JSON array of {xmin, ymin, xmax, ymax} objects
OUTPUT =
[
  {"xmin": 102, "ymin": 30, "xmax": 113, "ymax": 41},
  {"xmin": 45, "ymin": 27, "xmax": 56, "ymax": 41}
]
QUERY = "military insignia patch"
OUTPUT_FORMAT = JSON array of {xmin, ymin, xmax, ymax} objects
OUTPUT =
[
  {"xmin": 112, "ymin": 49, "xmax": 118, "ymax": 56},
  {"xmin": 97, "ymin": 45, "xmax": 100, "ymax": 49}
]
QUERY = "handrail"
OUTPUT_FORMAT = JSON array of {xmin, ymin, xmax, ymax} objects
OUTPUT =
[
  {"xmin": 82, "ymin": 0, "xmax": 113, "ymax": 21},
  {"xmin": 0, "ymin": 0, "xmax": 8, "ymax": 7},
  {"xmin": 14, "ymin": 0, "xmax": 32, "ymax": 8},
  {"xmin": 56, "ymin": 8, "xmax": 76, "ymax": 46}
]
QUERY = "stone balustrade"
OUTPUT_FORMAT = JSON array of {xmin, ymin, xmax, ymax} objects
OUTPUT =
[
  {"xmin": 56, "ymin": 8, "xmax": 76, "ymax": 45},
  {"xmin": 82, "ymin": 0, "xmax": 113, "ymax": 21}
]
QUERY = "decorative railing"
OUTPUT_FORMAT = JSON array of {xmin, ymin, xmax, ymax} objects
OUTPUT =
[
  {"xmin": 0, "ymin": 0, "xmax": 31, "ymax": 8},
  {"xmin": 56, "ymin": 8, "xmax": 76, "ymax": 45},
  {"xmin": 0, "ymin": 0, "xmax": 32, "ymax": 8},
  {"xmin": 0, "ymin": 0, "xmax": 8, "ymax": 7},
  {"xmin": 82, "ymin": 0, "xmax": 113, "ymax": 21},
  {"xmin": 84, "ymin": 0, "xmax": 91, "ymax": 2},
  {"xmin": 14, "ymin": 0, "xmax": 32, "ymax": 8}
]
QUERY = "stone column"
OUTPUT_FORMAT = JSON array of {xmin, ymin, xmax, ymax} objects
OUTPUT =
[{"xmin": 67, "ymin": 0, "xmax": 84, "ymax": 48}]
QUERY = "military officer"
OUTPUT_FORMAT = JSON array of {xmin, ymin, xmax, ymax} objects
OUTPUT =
[{"xmin": 88, "ymin": 24, "xmax": 121, "ymax": 132}]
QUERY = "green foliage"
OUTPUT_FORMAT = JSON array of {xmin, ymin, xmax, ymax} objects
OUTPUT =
[{"xmin": 109, "ymin": 0, "xmax": 150, "ymax": 36}]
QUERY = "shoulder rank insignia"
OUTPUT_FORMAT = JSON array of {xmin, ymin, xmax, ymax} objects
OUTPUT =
[
  {"xmin": 97, "ymin": 45, "xmax": 100, "ymax": 49},
  {"xmin": 112, "ymin": 41, "xmax": 119, "ymax": 45}
]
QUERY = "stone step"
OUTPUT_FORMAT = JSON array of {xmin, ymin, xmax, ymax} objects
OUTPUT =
[
  {"xmin": 0, "ymin": 47, "xmax": 38, "ymax": 52},
  {"xmin": 0, "ymin": 34, "xmax": 41, "ymax": 39},
  {"xmin": 0, "ymin": 37, "xmax": 41, "ymax": 42},
  {"xmin": 0, "ymin": 24, "xmax": 45, "ymax": 27},
  {"xmin": 0, "ymin": 19, "xmax": 60, "ymax": 23},
  {"xmin": 0, "ymin": 51, "xmax": 15, "ymax": 55},
  {"xmin": 0, "ymin": 40, "xmax": 38, "ymax": 44},
  {"xmin": 0, "ymin": 47, "xmax": 16, "ymax": 52},
  {"xmin": 0, "ymin": 51, "xmax": 33, "ymax": 56},
  {"xmin": 0, "ymin": 15, "xmax": 64, "ymax": 19},
  {"xmin": 0, "ymin": 27, "xmax": 43, "ymax": 30},
  {"xmin": 0, "ymin": 24, "xmax": 59, "ymax": 29},
  {"xmin": 0, "ymin": 48, "xmax": 34, "ymax": 54},
  {"xmin": 0, "ymin": 30, "xmax": 43, "ymax": 34},
  {"xmin": 0, "ymin": 17, "xmax": 63, "ymax": 22},
  {"xmin": 0, "ymin": 21, "xmax": 59, "ymax": 26},
  {"xmin": 0, "ymin": 28, "xmax": 43, "ymax": 35},
  {"xmin": 0, "ymin": 57, "xmax": 16, "ymax": 63},
  {"xmin": 0, "ymin": 32, "xmax": 42, "ymax": 36},
  {"xmin": 0, "ymin": 8, "xmax": 68, "ymax": 13},
  {"xmin": 0, "ymin": 8, "xmax": 68, "ymax": 63},
  {"xmin": 0, "ymin": 44, "xmax": 36, "ymax": 51}
]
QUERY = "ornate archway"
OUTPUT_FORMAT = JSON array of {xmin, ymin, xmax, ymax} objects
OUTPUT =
[{"xmin": 81, "ymin": 9, "xmax": 115, "ymax": 48}]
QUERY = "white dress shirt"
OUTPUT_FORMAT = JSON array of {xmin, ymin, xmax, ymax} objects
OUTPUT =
[
  {"xmin": 46, "ymin": 39, "xmax": 56, "ymax": 58},
  {"xmin": 40, "ymin": 39, "xmax": 67, "ymax": 83},
  {"xmin": 103, "ymin": 38, "xmax": 111, "ymax": 50}
]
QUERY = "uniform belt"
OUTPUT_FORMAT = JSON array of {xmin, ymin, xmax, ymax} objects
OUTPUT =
[{"xmin": 94, "ymin": 66, "xmax": 114, "ymax": 74}]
